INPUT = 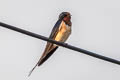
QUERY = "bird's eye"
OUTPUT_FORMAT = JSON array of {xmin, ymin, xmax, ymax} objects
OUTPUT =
[{"xmin": 64, "ymin": 14, "xmax": 67, "ymax": 17}]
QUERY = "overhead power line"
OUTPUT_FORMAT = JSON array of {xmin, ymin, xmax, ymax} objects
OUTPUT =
[{"xmin": 0, "ymin": 22, "xmax": 120, "ymax": 65}]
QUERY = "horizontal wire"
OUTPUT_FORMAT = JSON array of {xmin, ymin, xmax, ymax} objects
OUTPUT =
[{"xmin": 0, "ymin": 22, "xmax": 120, "ymax": 65}]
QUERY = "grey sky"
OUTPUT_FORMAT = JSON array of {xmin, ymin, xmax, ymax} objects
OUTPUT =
[{"xmin": 0, "ymin": 0, "xmax": 120, "ymax": 80}]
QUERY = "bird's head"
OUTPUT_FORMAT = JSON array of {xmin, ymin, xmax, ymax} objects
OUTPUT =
[
  {"xmin": 59, "ymin": 12, "xmax": 72, "ymax": 26},
  {"xmin": 59, "ymin": 12, "xmax": 71, "ymax": 20}
]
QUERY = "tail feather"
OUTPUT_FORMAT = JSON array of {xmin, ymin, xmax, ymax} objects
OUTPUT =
[
  {"xmin": 28, "ymin": 63, "xmax": 38, "ymax": 77},
  {"xmin": 38, "ymin": 47, "xmax": 58, "ymax": 66},
  {"xmin": 28, "ymin": 46, "xmax": 58, "ymax": 77}
]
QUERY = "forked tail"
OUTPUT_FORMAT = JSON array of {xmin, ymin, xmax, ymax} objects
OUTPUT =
[{"xmin": 28, "ymin": 63, "xmax": 38, "ymax": 77}]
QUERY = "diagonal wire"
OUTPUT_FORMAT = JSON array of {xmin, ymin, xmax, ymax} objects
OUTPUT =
[{"xmin": 0, "ymin": 22, "xmax": 120, "ymax": 65}]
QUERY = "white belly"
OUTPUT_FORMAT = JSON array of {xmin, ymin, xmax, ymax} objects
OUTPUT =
[{"xmin": 55, "ymin": 21, "xmax": 71, "ymax": 42}]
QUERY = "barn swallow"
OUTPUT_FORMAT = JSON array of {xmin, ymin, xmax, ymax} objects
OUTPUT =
[{"xmin": 28, "ymin": 12, "xmax": 72, "ymax": 76}]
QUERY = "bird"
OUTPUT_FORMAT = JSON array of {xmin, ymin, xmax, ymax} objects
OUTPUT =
[{"xmin": 28, "ymin": 12, "xmax": 72, "ymax": 76}]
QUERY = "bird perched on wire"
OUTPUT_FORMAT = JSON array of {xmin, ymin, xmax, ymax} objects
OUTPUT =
[{"xmin": 28, "ymin": 12, "xmax": 72, "ymax": 76}]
